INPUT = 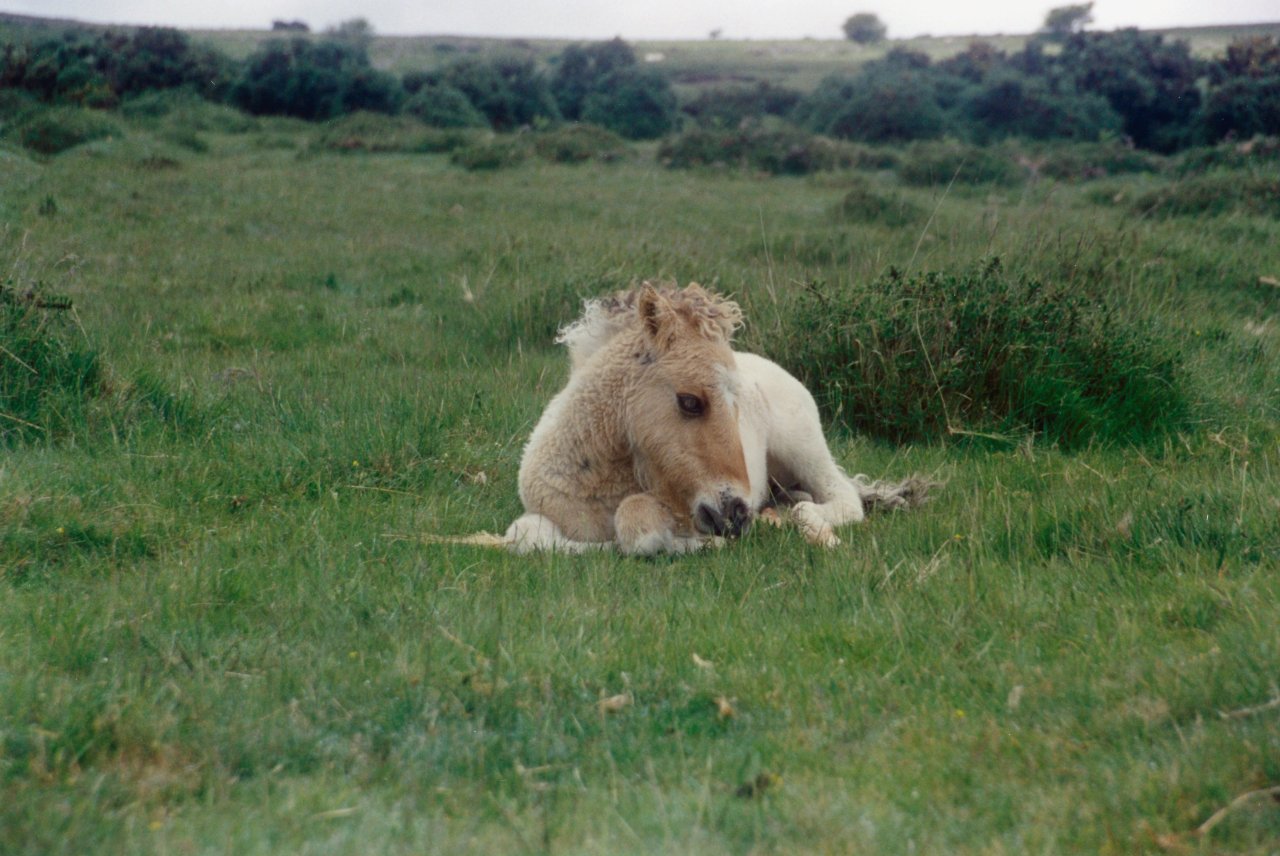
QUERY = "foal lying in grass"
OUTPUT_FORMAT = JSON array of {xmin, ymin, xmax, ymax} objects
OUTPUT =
[{"xmin": 451, "ymin": 282, "xmax": 933, "ymax": 555}]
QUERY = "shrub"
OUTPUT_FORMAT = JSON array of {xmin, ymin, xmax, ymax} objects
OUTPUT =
[
  {"xmin": 403, "ymin": 82, "xmax": 487, "ymax": 128},
  {"xmin": 681, "ymin": 82, "xmax": 802, "ymax": 129},
  {"xmin": 1200, "ymin": 75, "xmax": 1280, "ymax": 141},
  {"xmin": 795, "ymin": 66, "xmax": 947, "ymax": 143},
  {"xmin": 0, "ymin": 28, "xmax": 232, "ymax": 106},
  {"xmin": 1175, "ymin": 137, "xmax": 1280, "ymax": 175},
  {"xmin": 438, "ymin": 56, "xmax": 559, "ymax": 131},
  {"xmin": 551, "ymin": 39, "xmax": 638, "ymax": 121},
  {"xmin": 230, "ymin": 38, "xmax": 403, "ymax": 121},
  {"xmin": 837, "ymin": 178, "xmax": 924, "ymax": 226},
  {"xmin": 119, "ymin": 89, "xmax": 256, "ymax": 134},
  {"xmin": 309, "ymin": 111, "xmax": 472, "ymax": 153},
  {"xmin": 1036, "ymin": 141, "xmax": 1166, "ymax": 180},
  {"xmin": 580, "ymin": 66, "xmax": 677, "ymax": 140},
  {"xmin": 896, "ymin": 141, "xmax": 1023, "ymax": 186},
  {"xmin": 9, "ymin": 106, "xmax": 121, "ymax": 155},
  {"xmin": 1, "ymin": 283, "xmax": 101, "ymax": 445},
  {"xmin": 659, "ymin": 127, "xmax": 855, "ymax": 175},
  {"xmin": 1057, "ymin": 29, "xmax": 1202, "ymax": 152},
  {"xmin": 530, "ymin": 124, "xmax": 628, "ymax": 163},
  {"xmin": 1131, "ymin": 173, "xmax": 1280, "ymax": 218},
  {"xmin": 449, "ymin": 136, "xmax": 529, "ymax": 170},
  {"xmin": 962, "ymin": 68, "xmax": 1122, "ymax": 142},
  {"xmin": 781, "ymin": 259, "xmax": 1190, "ymax": 447}
]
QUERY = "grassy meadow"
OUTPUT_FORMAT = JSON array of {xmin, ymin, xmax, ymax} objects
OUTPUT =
[{"xmin": 3, "ymin": 92, "xmax": 1280, "ymax": 854}]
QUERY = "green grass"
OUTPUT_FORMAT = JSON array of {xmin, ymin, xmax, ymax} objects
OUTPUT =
[{"xmin": 1, "ymin": 110, "xmax": 1279, "ymax": 855}]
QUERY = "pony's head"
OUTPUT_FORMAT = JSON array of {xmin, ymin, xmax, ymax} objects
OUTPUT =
[{"xmin": 627, "ymin": 283, "xmax": 752, "ymax": 539}]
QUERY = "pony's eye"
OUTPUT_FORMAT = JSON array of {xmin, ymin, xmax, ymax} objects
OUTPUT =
[{"xmin": 677, "ymin": 393, "xmax": 705, "ymax": 417}]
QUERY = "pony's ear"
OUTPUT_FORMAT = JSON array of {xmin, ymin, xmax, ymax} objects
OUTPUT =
[{"xmin": 637, "ymin": 284, "xmax": 671, "ymax": 349}]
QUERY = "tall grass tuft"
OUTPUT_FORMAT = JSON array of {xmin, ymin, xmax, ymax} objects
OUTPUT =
[
  {"xmin": 1, "ymin": 283, "xmax": 101, "ymax": 444},
  {"xmin": 781, "ymin": 258, "xmax": 1193, "ymax": 447}
]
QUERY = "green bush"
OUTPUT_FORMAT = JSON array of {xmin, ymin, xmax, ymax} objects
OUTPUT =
[
  {"xmin": 581, "ymin": 66, "xmax": 677, "ymax": 140},
  {"xmin": 837, "ymin": 178, "xmax": 924, "ymax": 226},
  {"xmin": 1175, "ymin": 137, "xmax": 1280, "ymax": 175},
  {"xmin": 309, "ymin": 111, "xmax": 477, "ymax": 153},
  {"xmin": 1, "ymin": 284, "xmax": 101, "ymax": 445},
  {"xmin": 896, "ymin": 141, "xmax": 1023, "ymax": 186},
  {"xmin": 659, "ymin": 127, "xmax": 856, "ymax": 175},
  {"xmin": 795, "ymin": 64, "xmax": 947, "ymax": 143},
  {"xmin": 230, "ymin": 38, "xmax": 403, "ymax": 121},
  {"xmin": 449, "ymin": 136, "xmax": 529, "ymax": 170},
  {"xmin": 530, "ymin": 124, "xmax": 629, "ymax": 163},
  {"xmin": 1131, "ymin": 173, "xmax": 1280, "ymax": 218},
  {"xmin": 680, "ymin": 82, "xmax": 802, "ymax": 129},
  {"xmin": 781, "ymin": 259, "xmax": 1191, "ymax": 447},
  {"xmin": 551, "ymin": 39, "xmax": 638, "ymax": 121},
  {"xmin": 437, "ymin": 56, "xmax": 559, "ymax": 131},
  {"xmin": 1036, "ymin": 141, "xmax": 1167, "ymax": 181},
  {"xmin": 119, "ymin": 89, "xmax": 256, "ymax": 134},
  {"xmin": 403, "ymin": 82, "xmax": 487, "ymax": 128},
  {"xmin": 9, "ymin": 106, "xmax": 121, "ymax": 155}
]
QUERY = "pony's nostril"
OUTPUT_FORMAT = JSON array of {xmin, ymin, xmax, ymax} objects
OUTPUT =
[
  {"xmin": 726, "ymin": 497, "xmax": 751, "ymax": 538},
  {"xmin": 695, "ymin": 502, "xmax": 727, "ymax": 536}
]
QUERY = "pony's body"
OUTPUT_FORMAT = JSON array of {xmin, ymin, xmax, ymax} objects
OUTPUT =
[{"xmin": 503, "ymin": 283, "xmax": 929, "ymax": 555}]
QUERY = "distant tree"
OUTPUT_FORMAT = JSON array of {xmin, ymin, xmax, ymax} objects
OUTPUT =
[
  {"xmin": 1041, "ymin": 3, "xmax": 1094, "ymax": 41},
  {"xmin": 327, "ymin": 18, "xmax": 374, "ymax": 51},
  {"xmin": 272, "ymin": 20, "xmax": 310, "ymax": 32},
  {"xmin": 842, "ymin": 13, "xmax": 887, "ymax": 45}
]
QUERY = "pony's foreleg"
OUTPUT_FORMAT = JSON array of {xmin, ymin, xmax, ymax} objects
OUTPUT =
[
  {"xmin": 614, "ymin": 494, "xmax": 708, "ymax": 556},
  {"xmin": 789, "ymin": 471, "xmax": 865, "ymax": 548},
  {"xmin": 504, "ymin": 513, "xmax": 610, "ymax": 554}
]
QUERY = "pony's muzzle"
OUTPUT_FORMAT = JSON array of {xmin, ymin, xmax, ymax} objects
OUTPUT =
[{"xmin": 695, "ymin": 495, "xmax": 752, "ymax": 539}]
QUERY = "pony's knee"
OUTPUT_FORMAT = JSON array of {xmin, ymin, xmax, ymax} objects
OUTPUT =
[{"xmin": 615, "ymin": 494, "xmax": 701, "ymax": 556}]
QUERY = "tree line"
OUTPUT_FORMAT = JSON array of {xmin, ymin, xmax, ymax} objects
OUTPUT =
[{"xmin": 1, "ymin": 22, "xmax": 1277, "ymax": 149}]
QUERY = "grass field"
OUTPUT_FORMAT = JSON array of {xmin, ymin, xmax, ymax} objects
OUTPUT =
[{"xmin": 2, "ymin": 100, "xmax": 1280, "ymax": 853}]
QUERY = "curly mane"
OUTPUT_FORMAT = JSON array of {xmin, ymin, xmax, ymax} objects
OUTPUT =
[{"xmin": 556, "ymin": 281, "xmax": 742, "ymax": 368}]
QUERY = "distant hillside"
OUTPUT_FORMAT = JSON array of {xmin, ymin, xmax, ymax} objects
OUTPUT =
[{"xmin": 3, "ymin": 10, "xmax": 1279, "ymax": 94}]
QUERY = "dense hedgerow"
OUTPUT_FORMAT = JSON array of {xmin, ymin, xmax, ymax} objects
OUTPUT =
[
  {"xmin": 1, "ymin": 284, "xmax": 101, "ymax": 445},
  {"xmin": 781, "ymin": 259, "xmax": 1191, "ymax": 447}
]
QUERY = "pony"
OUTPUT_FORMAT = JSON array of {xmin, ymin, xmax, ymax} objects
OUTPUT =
[{"xmin": 459, "ymin": 282, "xmax": 932, "ymax": 555}]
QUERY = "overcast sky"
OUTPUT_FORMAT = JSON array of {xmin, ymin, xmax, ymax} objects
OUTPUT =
[{"xmin": 4, "ymin": 0, "xmax": 1278, "ymax": 40}]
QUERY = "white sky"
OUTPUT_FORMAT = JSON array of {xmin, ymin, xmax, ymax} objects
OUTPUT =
[{"xmin": 3, "ymin": 1, "xmax": 1277, "ymax": 40}]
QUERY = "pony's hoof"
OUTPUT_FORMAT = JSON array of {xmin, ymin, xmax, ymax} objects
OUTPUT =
[
  {"xmin": 758, "ymin": 507, "xmax": 784, "ymax": 528},
  {"xmin": 803, "ymin": 525, "xmax": 840, "ymax": 548}
]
